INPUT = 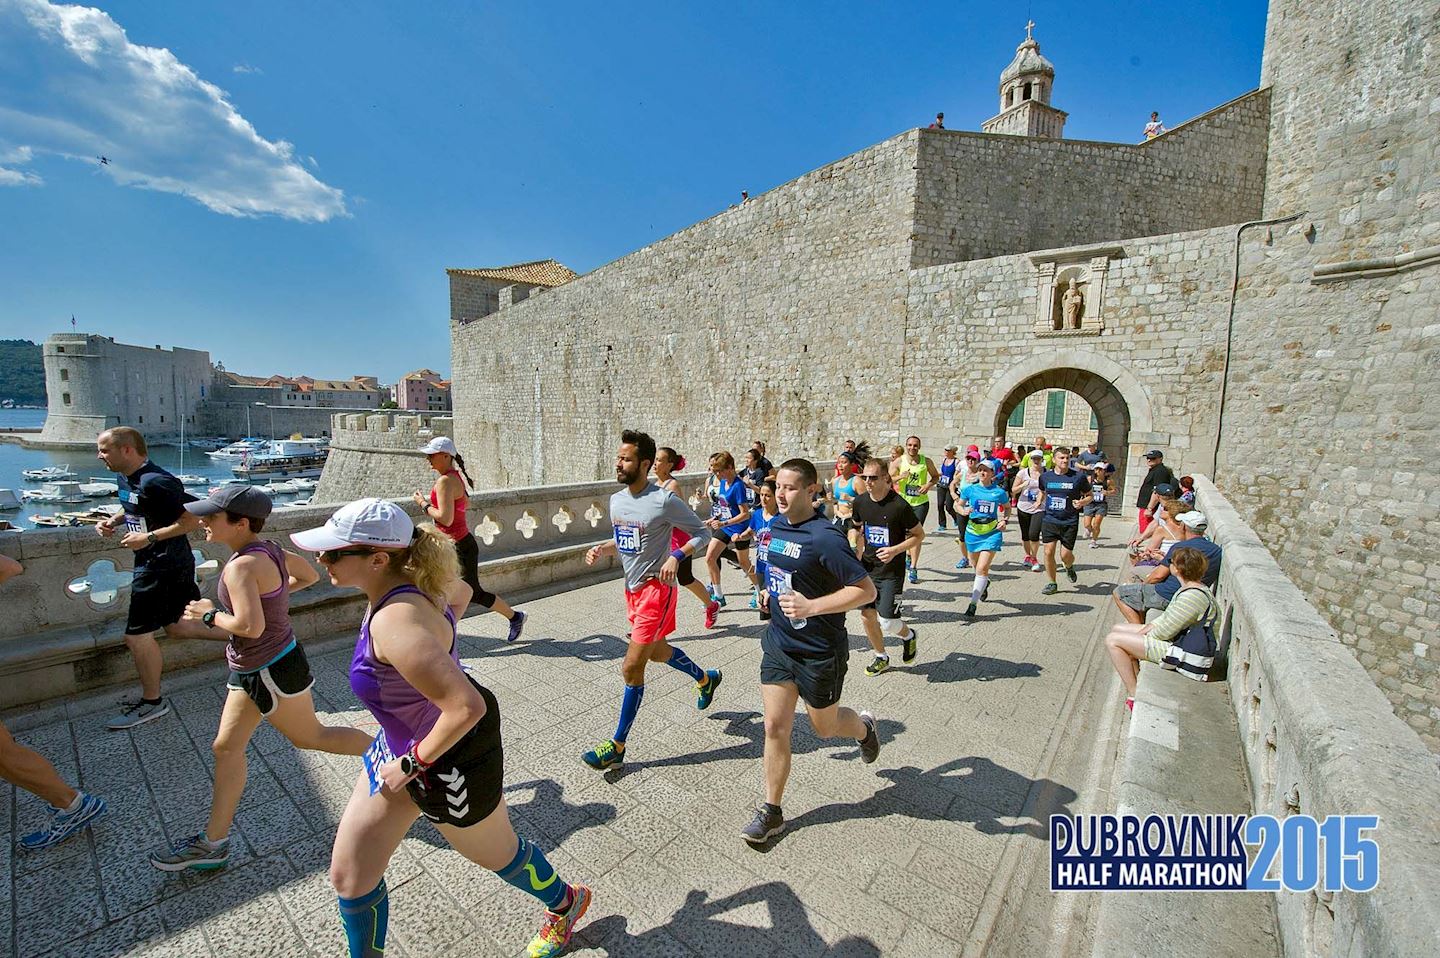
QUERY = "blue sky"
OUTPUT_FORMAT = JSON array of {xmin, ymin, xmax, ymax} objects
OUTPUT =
[{"xmin": 0, "ymin": 0, "xmax": 1268, "ymax": 382}]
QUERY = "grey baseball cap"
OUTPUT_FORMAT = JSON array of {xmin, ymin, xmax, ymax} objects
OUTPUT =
[
  {"xmin": 1145, "ymin": 449, "xmax": 1164, "ymax": 459},
  {"xmin": 185, "ymin": 484, "xmax": 273, "ymax": 520}
]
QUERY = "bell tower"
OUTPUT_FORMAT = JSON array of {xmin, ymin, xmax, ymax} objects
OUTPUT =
[{"xmin": 981, "ymin": 21, "xmax": 1067, "ymax": 139}]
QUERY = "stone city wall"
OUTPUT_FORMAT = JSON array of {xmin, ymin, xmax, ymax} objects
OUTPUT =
[
  {"xmin": 450, "ymin": 131, "xmax": 921, "ymax": 488},
  {"xmin": 193, "ymin": 402, "xmax": 355, "ymax": 443},
  {"xmin": 314, "ymin": 412, "xmax": 455, "ymax": 504},
  {"xmin": 911, "ymin": 88, "xmax": 1271, "ymax": 268},
  {"xmin": 0, "ymin": 474, "xmax": 709, "ymax": 710}
]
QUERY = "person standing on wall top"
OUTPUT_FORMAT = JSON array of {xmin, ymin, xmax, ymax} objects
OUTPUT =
[
  {"xmin": 1135, "ymin": 449, "xmax": 1176, "ymax": 536},
  {"xmin": 929, "ymin": 112, "xmax": 945, "ymax": 129},
  {"xmin": 1143, "ymin": 111, "xmax": 1166, "ymax": 139},
  {"xmin": 95, "ymin": 426, "xmax": 201, "ymax": 730},
  {"xmin": 414, "ymin": 437, "xmax": 526, "ymax": 642}
]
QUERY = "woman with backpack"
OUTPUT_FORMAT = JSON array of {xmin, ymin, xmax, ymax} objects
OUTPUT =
[{"xmin": 1103, "ymin": 547, "xmax": 1218, "ymax": 713}]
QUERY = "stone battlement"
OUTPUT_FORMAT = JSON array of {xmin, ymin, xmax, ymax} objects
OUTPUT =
[{"xmin": 313, "ymin": 411, "xmax": 455, "ymax": 503}]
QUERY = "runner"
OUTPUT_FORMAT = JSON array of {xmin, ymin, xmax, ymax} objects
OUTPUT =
[
  {"xmin": 1076, "ymin": 440, "xmax": 1103, "ymax": 473},
  {"xmin": 1012, "ymin": 450, "xmax": 1046, "ymax": 573},
  {"xmin": 703, "ymin": 451, "xmax": 756, "ymax": 608},
  {"xmin": 750, "ymin": 479, "xmax": 780, "ymax": 622},
  {"xmin": 290, "ymin": 498, "xmax": 592, "ymax": 958},
  {"xmin": 751, "ymin": 440, "xmax": 774, "ymax": 477},
  {"xmin": 656, "ymin": 446, "xmax": 722, "ymax": 628},
  {"xmin": 825, "ymin": 445, "xmax": 865, "ymax": 532},
  {"xmin": 935, "ymin": 444, "xmax": 960, "ymax": 534},
  {"xmin": 1039, "ymin": 448, "xmax": 1093, "ymax": 595},
  {"xmin": 956, "ymin": 459, "xmax": 1012, "ymax": 617},
  {"xmin": 149, "ymin": 486, "xmax": 373, "ymax": 872},
  {"xmin": 850, "ymin": 457, "xmax": 922, "ymax": 675},
  {"xmin": 739, "ymin": 448, "xmax": 769, "ymax": 507},
  {"xmin": 581, "ymin": 431, "xmax": 721, "ymax": 770},
  {"xmin": 94, "ymin": 427, "xmax": 201, "ymax": 730},
  {"xmin": 743, "ymin": 458, "xmax": 881, "ymax": 845},
  {"xmin": 1082, "ymin": 463, "xmax": 1114, "ymax": 547},
  {"xmin": 1, "ymin": 720, "xmax": 106, "ymax": 852},
  {"xmin": 890, "ymin": 436, "xmax": 938, "ymax": 583},
  {"xmin": 413, "ymin": 437, "xmax": 526, "ymax": 642},
  {"xmin": 0, "ymin": 553, "xmax": 20, "ymax": 585},
  {"xmin": 952, "ymin": 446, "xmax": 984, "ymax": 570}
]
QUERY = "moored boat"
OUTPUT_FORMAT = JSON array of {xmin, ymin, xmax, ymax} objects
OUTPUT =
[{"xmin": 21, "ymin": 464, "xmax": 76, "ymax": 482}]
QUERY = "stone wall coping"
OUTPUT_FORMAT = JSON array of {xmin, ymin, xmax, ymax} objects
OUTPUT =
[
  {"xmin": 909, "ymin": 222, "xmax": 1241, "ymax": 278},
  {"xmin": 1196, "ymin": 475, "xmax": 1440, "ymax": 956}
]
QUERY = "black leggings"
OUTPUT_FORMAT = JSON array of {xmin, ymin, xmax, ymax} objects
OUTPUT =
[
  {"xmin": 454, "ymin": 533, "xmax": 497, "ymax": 609},
  {"xmin": 1017, "ymin": 510, "xmax": 1044, "ymax": 543}
]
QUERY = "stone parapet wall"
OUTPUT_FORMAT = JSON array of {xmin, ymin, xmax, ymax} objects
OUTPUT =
[
  {"xmin": 0, "ymin": 473, "xmax": 709, "ymax": 711},
  {"xmin": 1194, "ymin": 476, "xmax": 1440, "ymax": 957},
  {"xmin": 314, "ymin": 412, "xmax": 455, "ymax": 504},
  {"xmin": 193, "ymin": 402, "xmax": 357, "ymax": 442}
]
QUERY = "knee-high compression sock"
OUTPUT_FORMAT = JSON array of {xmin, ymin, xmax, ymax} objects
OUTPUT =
[
  {"xmin": 614, "ymin": 684, "xmax": 644, "ymax": 744},
  {"xmin": 665, "ymin": 646, "xmax": 706, "ymax": 683},
  {"xmin": 971, "ymin": 574, "xmax": 989, "ymax": 602},
  {"xmin": 496, "ymin": 835, "xmax": 571, "ymax": 911},
  {"xmin": 338, "ymin": 880, "xmax": 389, "ymax": 958}
]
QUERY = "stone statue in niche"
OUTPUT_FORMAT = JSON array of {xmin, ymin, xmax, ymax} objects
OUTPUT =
[{"xmin": 1062, "ymin": 279, "xmax": 1085, "ymax": 329}]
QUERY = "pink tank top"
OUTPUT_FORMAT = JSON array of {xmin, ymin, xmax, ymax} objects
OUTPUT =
[{"xmin": 430, "ymin": 469, "xmax": 468, "ymax": 540}]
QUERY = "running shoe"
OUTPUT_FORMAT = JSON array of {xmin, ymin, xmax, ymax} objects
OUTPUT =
[
  {"xmin": 748, "ymin": 588, "xmax": 759, "ymax": 610},
  {"xmin": 901, "ymin": 629, "xmax": 918, "ymax": 664},
  {"xmin": 581, "ymin": 740, "xmax": 624, "ymax": 771},
  {"xmin": 981, "ymin": 582, "xmax": 990, "ymax": 602},
  {"xmin": 1090, "ymin": 540, "xmax": 1099, "ymax": 549},
  {"xmin": 1125, "ymin": 697, "xmax": 1135, "ymax": 713},
  {"xmin": 106, "ymin": 698, "xmax": 170, "ymax": 731},
  {"xmin": 696, "ymin": 670, "xmax": 722, "ymax": 710},
  {"xmin": 1022, "ymin": 555, "xmax": 1035, "ymax": 568},
  {"xmin": 149, "ymin": 833, "xmax": 230, "ymax": 872},
  {"xmin": 741, "ymin": 805, "xmax": 785, "ymax": 845},
  {"xmin": 1030, "ymin": 562, "xmax": 1044, "ymax": 574},
  {"xmin": 704, "ymin": 600, "xmax": 720, "ymax": 629},
  {"xmin": 865, "ymin": 655, "xmax": 890, "ymax": 676},
  {"xmin": 713, "ymin": 591, "xmax": 727, "ymax": 608},
  {"xmin": 858, "ymin": 712, "xmax": 881, "ymax": 764},
  {"xmin": 908, "ymin": 567, "xmax": 918, "ymax": 584},
  {"xmin": 527, "ymin": 883, "xmax": 593, "ymax": 958},
  {"xmin": 18, "ymin": 793, "xmax": 106, "ymax": 852},
  {"xmin": 1066, "ymin": 565, "xmax": 1078, "ymax": 584},
  {"xmin": 954, "ymin": 558, "xmax": 970, "ymax": 570},
  {"xmin": 1041, "ymin": 582, "xmax": 1059, "ymax": 595},
  {"xmin": 506, "ymin": 610, "xmax": 527, "ymax": 643},
  {"xmin": 964, "ymin": 601, "xmax": 977, "ymax": 618}
]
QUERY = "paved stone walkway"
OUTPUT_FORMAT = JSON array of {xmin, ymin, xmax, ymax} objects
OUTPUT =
[{"xmin": 1, "ymin": 530, "xmax": 1130, "ymax": 958}]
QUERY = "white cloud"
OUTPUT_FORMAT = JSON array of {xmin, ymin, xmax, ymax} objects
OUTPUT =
[
  {"xmin": 0, "ymin": 0, "xmax": 345, "ymax": 221},
  {"xmin": 232, "ymin": 62, "xmax": 262, "ymax": 75},
  {"xmin": 0, "ymin": 144, "xmax": 41, "ymax": 185}
]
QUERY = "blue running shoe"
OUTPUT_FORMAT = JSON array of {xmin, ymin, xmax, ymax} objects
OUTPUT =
[
  {"xmin": 908, "ymin": 567, "xmax": 918, "ymax": 584},
  {"xmin": 581, "ymin": 740, "xmax": 624, "ymax": 770},
  {"xmin": 149, "ymin": 832, "xmax": 230, "ymax": 871},
  {"xmin": 954, "ymin": 558, "xmax": 970, "ymax": 570},
  {"xmin": 18, "ymin": 793, "xmax": 106, "ymax": 852},
  {"xmin": 696, "ymin": 670, "xmax": 722, "ymax": 710},
  {"xmin": 506, "ymin": 610, "xmax": 527, "ymax": 643},
  {"xmin": 748, "ymin": 588, "xmax": 759, "ymax": 610}
]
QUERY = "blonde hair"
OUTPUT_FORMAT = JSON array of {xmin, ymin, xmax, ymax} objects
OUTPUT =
[{"xmin": 385, "ymin": 523, "xmax": 460, "ymax": 601}]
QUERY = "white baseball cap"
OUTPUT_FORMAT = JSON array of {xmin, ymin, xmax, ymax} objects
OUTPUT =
[
  {"xmin": 1177, "ymin": 511, "xmax": 1209, "ymax": 531},
  {"xmin": 291, "ymin": 498, "xmax": 415, "ymax": 551},
  {"xmin": 418, "ymin": 436, "xmax": 458, "ymax": 456}
]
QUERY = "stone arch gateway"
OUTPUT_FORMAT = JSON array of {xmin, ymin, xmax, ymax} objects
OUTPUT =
[{"xmin": 974, "ymin": 351, "xmax": 1156, "ymax": 507}]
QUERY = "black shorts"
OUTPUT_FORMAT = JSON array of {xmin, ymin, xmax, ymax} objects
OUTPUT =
[
  {"xmin": 863, "ymin": 573, "xmax": 904, "ymax": 619},
  {"xmin": 715, "ymin": 528, "xmax": 750, "ymax": 550},
  {"xmin": 908, "ymin": 501, "xmax": 931, "ymax": 527},
  {"xmin": 1017, "ymin": 510, "xmax": 1044, "ymax": 542},
  {"xmin": 406, "ymin": 680, "xmax": 504, "ymax": 828},
  {"xmin": 125, "ymin": 566, "xmax": 200, "ymax": 636},
  {"xmin": 1041, "ymin": 518, "xmax": 1079, "ymax": 550},
  {"xmin": 760, "ymin": 637, "xmax": 847, "ymax": 710},
  {"xmin": 227, "ymin": 643, "xmax": 314, "ymax": 716}
]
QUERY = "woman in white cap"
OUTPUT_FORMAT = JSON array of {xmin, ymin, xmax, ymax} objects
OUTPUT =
[
  {"xmin": 1011, "ymin": 448, "xmax": 1047, "ymax": 572},
  {"xmin": 292, "ymin": 498, "xmax": 592, "ymax": 958},
  {"xmin": 149, "ymin": 485, "xmax": 373, "ymax": 873},
  {"xmin": 413, "ymin": 437, "xmax": 526, "ymax": 643}
]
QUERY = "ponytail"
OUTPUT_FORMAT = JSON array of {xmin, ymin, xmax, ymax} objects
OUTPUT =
[
  {"xmin": 452, "ymin": 453, "xmax": 475, "ymax": 492},
  {"xmin": 386, "ymin": 523, "xmax": 460, "ymax": 601},
  {"xmin": 659, "ymin": 446, "xmax": 686, "ymax": 472}
]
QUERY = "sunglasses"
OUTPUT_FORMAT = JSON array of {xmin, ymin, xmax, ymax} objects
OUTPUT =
[
  {"xmin": 318, "ymin": 547, "xmax": 377, "ymax": 564},
  {"xmin": 860, "ymin": 474, "xmax": 890, "ymax": 482}
]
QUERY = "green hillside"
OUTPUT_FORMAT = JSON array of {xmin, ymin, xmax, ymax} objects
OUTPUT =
[{"xmin": 0, "ymin": 340, "xmax": 47, "ymax": 405}]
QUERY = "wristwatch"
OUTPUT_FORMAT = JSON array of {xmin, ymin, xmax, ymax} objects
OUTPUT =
[
  {"xmin": 400, "ymin": 752, "xmax": 420, "ymax": 777},
  {"xmin": 202, "ymin": 609, "xmax": 219, "ymax": 628},
  {"xmin": 146, "ymin": 532, "xmax": 158, "ymax": 546}
]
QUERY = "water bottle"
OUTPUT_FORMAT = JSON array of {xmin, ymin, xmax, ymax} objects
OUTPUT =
[{"xmin": 779, "ymin": 584, "xmax": 807, "ymax": 629}]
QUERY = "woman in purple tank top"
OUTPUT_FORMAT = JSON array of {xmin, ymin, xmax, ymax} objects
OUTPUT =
[
  {"xmin": 147, "ymin": 486, "xmax": 372, "ymax": 875},
  {"xmin": 290, "ymin": 498, "xmax": 592, "ymax": 958}
]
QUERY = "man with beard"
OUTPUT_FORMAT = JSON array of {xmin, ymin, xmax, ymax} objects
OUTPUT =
[{"xmin": 582, "ymin": 430, "xmax": 722, "ymax": 771}]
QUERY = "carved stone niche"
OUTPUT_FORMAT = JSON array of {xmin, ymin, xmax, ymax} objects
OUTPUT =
[{"xmin": 1028, "ymin": 244, "xmax": 1124, "ymax": 337}]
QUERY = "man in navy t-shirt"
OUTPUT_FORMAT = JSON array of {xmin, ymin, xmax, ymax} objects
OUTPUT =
[
  {"xmin": 1038, "ymin": 448, "xmax": 1092, "ymax": 595},
  {"xmin": 742, "ymin": 458, "xmax": 881, "ymax": 847},
  {"xmin": 1113, "ymin": 510, "xmax": 1224, "ymax": 623}
]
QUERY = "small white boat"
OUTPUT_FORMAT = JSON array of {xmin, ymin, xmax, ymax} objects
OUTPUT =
[
  {"xmin": 289, "ymin": 478, "xmax": 319, "ymax": 491},
  {"xmin": 45, "ymin": 482, "xmax": 88, "ymax": 504},
  {"xmin": 188, "ymin": 438, "xmax": 229, "ymax": 451},
  {"xmin": 0, "ymin": 489, "xmax": 21, "ymax": 511},
  {"xmin": 176, "ymin": 474, "xmax": 211, "ymax": 487},
  {"xmin": 208, "ymin": 439, "xmax": 268, "ymax": 461},
  {"xmin": 22, "ymin": 464, "xmax": 76, "ymax": 482},
  {"xmin": 260, "ymin": 480, "xmax": 303, "ymax": 495},
  {"xmin": 78, "ymin": 482, "xmax": 117, "ymax": 498},
  {"xmin": 31, "ymin": 513, "xmax": 82, "ymax": 528}
]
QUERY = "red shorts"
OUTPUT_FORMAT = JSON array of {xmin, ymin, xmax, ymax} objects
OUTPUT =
[
  {"xmin": 1138, "ymin": 510, "xmax": 1154, "ymax": 534},
  {"xmin": 625, "ymin": 579, "xmax": 678, "ymax": 645}
]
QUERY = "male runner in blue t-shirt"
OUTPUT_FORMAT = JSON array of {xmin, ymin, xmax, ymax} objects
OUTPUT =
[
  {"xmin": 742, "ymin": 458, "xmax": 880, "ymax": 846},
  {"xmin": 1038, "ymin": 448, "xmax": 1092, "ymax": 595}
]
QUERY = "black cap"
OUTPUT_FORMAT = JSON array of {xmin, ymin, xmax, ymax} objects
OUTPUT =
[
  {"xmin": 1145, "ymin": 449, "xmax": 1164, "ymax": 459},
  {"xmin": 1155, "ymin": 483, "xmax": 1177, "ymax": 497},
  {"xmin": 185, "ymin": 484, "xmax": 273, "ymax": 520}
]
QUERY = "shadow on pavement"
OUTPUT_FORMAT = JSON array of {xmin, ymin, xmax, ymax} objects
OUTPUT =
[{"xmin": 899, "ymin": 650, "xmax": 1043, "ymax": 684}]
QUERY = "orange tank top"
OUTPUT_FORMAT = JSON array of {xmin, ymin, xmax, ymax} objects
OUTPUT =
[{"xmin": 430, "ymin": 469, "xmax": 469, "ymax": 540}]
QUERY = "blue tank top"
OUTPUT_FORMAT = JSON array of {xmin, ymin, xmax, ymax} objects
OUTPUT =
[
  {"xmin": 833, "ymin": 475, "xmax": 858, "ymax": 501},
  {"xmin": 350, "ymin": 584, "xmax": 458, "ymax": 756}
]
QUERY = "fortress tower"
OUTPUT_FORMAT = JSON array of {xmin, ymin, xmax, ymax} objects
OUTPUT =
[{"xmin": 981, "ymin": 21, "xmax": 1067, "ymax": 139}]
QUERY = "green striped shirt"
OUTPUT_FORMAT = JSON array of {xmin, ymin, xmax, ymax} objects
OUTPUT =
[{"xmin": 1150, "ymin": 585, "xmax": 1217, "ymax": 644}]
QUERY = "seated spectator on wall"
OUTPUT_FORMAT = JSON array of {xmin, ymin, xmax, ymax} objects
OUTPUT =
[
  {"xmin": 1113, "ymin": 511, "xmax": 1222, "ymax": 623},
  {"xmin": 1105, "ymin": 547, "xmax": 1219, "ymax": 710},
  {"xmin": 1179, "ymin": 475, "xmax": 1196, "ymax": 507},
  {"xmin": 1130, "ymin": 486, "xmax": 1183, "ymax": 562}
]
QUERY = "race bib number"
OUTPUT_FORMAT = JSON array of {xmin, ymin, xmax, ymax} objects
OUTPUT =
[
  {"xmin": 864, "ymin": 524, "xmax": 890, "ymax": 548},
  {"xmin": 123, "ymin": 513, "xmax": 148, "ymax": 536},
  {"xmin": 1093, "ymin": 489, "xmax": 1106, "ymax": 503},
  {"xmin": 755, "ymin": 531, "xmax": 770, "ymax": 563},
  {"xmin": 613, "ymin": 523, "xmax": 642, "ymax": 555},
  {"xmin": 766, "ymin": 564, "xmax": 793, "ymax": 598},
  {"xmin": 972, "ymin": 499, "xmax": 998, "ymax": 520},
  {"xmin": 363, "ymin": 731, "xmax": 396, "ymax": 796},
  {"xmin": 1047, "ymin": 495, "xmax": 1069, "ymax": 512},
  {"xmin": 711, "ymin": 502, "xmax": 732, "ymax": 520},
  {"xmin": 902, "ymin": 481, "xmax": 919, "ymax": 497},
  {"xmin": 1026, "ymin": 489, "xmax": 1039, "ymax": 503}
]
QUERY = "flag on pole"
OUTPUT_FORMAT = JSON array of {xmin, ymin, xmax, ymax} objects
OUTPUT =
[{"xmin": 71, "ymin": 315, "xmax": 76, "ymax": 328}]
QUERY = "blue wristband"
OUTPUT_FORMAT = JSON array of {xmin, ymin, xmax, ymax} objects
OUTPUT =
[{"xmin": 671, "ymin": 549, "xmax": 687, "ymax": 561}]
